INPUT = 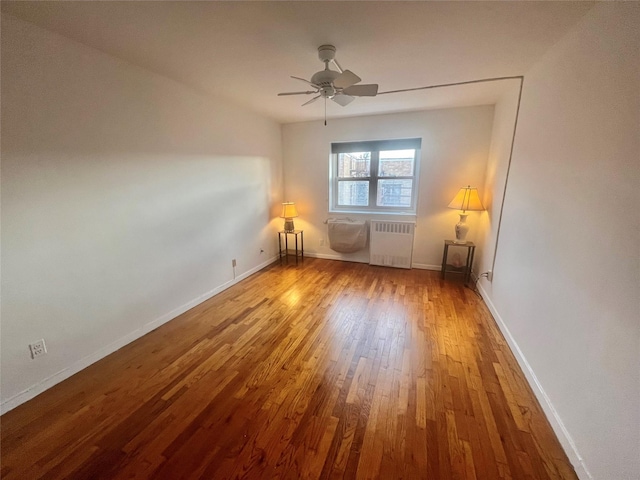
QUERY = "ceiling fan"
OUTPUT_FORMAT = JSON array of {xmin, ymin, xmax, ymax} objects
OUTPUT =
[
  {"xmin": 278, "ymin": 45, "xmax": 379, "ymax": 110},
  {"xmin": 279, "ymin": 44, "xmax": 523, "ymax": 126}
]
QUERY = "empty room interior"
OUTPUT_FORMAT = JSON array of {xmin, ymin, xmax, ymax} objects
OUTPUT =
[{"xmin": 1, "ymin": 2, "xmax": 638, "ymax": 479}]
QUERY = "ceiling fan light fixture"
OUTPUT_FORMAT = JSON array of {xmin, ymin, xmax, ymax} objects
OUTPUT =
[{"xmin": 320, "ymin": 86, "xmax": 336, "ymax": 98}]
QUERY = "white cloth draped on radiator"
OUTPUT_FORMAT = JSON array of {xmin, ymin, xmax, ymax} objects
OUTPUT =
[{"xmin": 327, "ymin": 219, "xmax": 368, "ymax": 253}]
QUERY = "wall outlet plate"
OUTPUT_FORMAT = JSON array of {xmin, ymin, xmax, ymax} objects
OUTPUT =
[{"xmin": 29, "ymin": 339, "xmax": 47, "ymax": 359}]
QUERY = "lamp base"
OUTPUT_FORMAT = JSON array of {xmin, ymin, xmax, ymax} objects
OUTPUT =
[
  {"xmin": 454, "ymin": 213, "xmax": 469, "ymax": 244},
  {"xmin": 284, "ymin": 219, "xmax": 295, "ymax": 232}
]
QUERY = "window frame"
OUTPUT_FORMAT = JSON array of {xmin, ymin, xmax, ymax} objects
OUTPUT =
[{"xmin": 329, "ymin": 138, "xmax": 421, "ymax": 214}]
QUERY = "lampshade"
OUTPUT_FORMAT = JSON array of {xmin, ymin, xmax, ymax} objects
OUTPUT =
[
  {"xmin": 280, "ymin": 202, "xmax": 299, "ymax": 219},
  {"xmin": 447, "ymin": 186, "xmax": 485, "ymax": 212}
]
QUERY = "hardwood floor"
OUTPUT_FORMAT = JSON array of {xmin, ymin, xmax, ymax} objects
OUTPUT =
[{"xmin": 1, "ymin": 258, "xmax": 577, "ymax": 479}]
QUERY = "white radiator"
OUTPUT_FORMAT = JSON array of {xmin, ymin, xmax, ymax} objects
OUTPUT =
[{"xmin": 369, "ymin": 220, "xmax": 416, "ymax": 269}]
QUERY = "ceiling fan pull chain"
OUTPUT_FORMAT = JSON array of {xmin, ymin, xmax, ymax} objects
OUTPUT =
[{"xmin": 324, "ymin": 97, "xmax": 327, "ymax": 126}]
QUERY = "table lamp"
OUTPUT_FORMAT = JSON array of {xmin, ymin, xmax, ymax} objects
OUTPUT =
[
  {"xmin": 447, "ymin": 186, "xmax": 484, "ymax": 244},
  {"xmin": 281, "ymin": 202, "xmax": 299, "ymax": 232}
]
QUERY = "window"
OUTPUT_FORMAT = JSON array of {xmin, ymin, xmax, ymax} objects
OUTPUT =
[{"xmin": 330, "ymin": 138, "xmax": 421, "ymax": 213}]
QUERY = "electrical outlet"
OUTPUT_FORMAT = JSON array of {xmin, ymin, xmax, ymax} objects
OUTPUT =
[
  {"xmin": 487, "ymin": 270, "xmax": 493, "ymax": 282},
  {"xmin": 232, "ymin": 258, "xmax": 237, "ymax": 267},
  {"xmin": 319, "ymin": 238, "xmax": 325, "ymax": 246},
  {"xmin": 29, "ymin": 339, "xmax": 47, "ymax": 359}
]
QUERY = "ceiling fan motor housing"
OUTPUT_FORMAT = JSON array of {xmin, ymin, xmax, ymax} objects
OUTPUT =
[
  {"xmin": 311, "ymin": 68, "xmax": 340, "ymax": 98},
  {"xmin": 311, "ymin": 69, "xmax": 339, "ymax": 86}
]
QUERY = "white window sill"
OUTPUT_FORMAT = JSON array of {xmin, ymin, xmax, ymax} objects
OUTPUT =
[{"xmin": 328, "ymin": 209, "xmax": 417, "ymax": 217}]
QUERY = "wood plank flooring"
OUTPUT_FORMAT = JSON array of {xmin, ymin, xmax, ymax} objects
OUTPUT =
[{"xmin": 1, "ymin": 258, "xmax": 577, "ymax": 479}]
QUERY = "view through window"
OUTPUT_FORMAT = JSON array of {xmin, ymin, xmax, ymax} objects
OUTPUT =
[{"xmin": 330, "ymin": 139, "xmax": 421, "ymax": 213}]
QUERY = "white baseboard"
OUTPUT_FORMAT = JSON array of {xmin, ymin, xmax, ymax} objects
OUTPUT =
[
  {"xmin": 0, "ymin": 256, "xmax": 279, "ymax": 415},
  {"xmin": 411, "ymin": 263, "xmax": 441, "ymax": 271},
  {"xmin": 476, "ymin": 282, "xmax": 592, "ymax": 480},
  {"xmin": 303, "ymin": 252, "xmax": 369, "ymax": 263}
]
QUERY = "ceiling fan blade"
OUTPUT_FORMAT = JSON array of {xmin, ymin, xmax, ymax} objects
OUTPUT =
[
  {"xmin": 278, "ymin": 91, "xmax": 317, "ymax": 96},
  {"xmin": 333, "ymin": 70, "xmax": 361, "ymax": 89},
  {"xmin": 302, "ymin": 95, "xmax": 321, "ymax": 106},
  {"xmin": 343, "ymin": 84, "xmax": 378, "ymax": 97},
  {"xmin": 291, "ymin": 76, "xmax": 320, "ymax": 88},
  {"xmin": 332, "ymin": 94, "xmax": 355, "ymax": 107}
]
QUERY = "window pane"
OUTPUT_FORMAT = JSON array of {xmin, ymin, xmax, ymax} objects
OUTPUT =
[
  {"xmin": 337, "ymin": 152, "xmax": 371, "ymax": 178},
  {"xmin": 338, "ymin": 181, "xmax": 369, "ymax": 206},
  {"xmin": 376, "ymin": 179, "xmax": 413, "ymax": 207},
  {"xmin": 379, "ymin": 149, "xmax": 415, "ymax": 177}
]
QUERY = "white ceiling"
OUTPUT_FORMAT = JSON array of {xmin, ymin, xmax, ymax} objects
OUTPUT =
[{"xmin": 2, "ymin": 1, "xmax": 595, "ymax": 124}]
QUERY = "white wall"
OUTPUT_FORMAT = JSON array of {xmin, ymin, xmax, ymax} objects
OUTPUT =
[
  {"xmin": 0, "ymin": 15, "xmax": 283, "ymax": 411},
  {"xmin": 478, "ymin": 3, "xmax": 640, "ymax": 479},
  {"xmin": 282, "ymin": 107, "xmax": 494, "ymax": 268}
]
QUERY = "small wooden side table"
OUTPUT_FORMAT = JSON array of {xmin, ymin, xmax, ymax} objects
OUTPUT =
[
  {"xmin": 278, "ymin": 230, "xmax": 304, "ymax": 263},
  {"xmin": 441, "ymin": 240, "xmax": 475, "ymax": 285}
]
